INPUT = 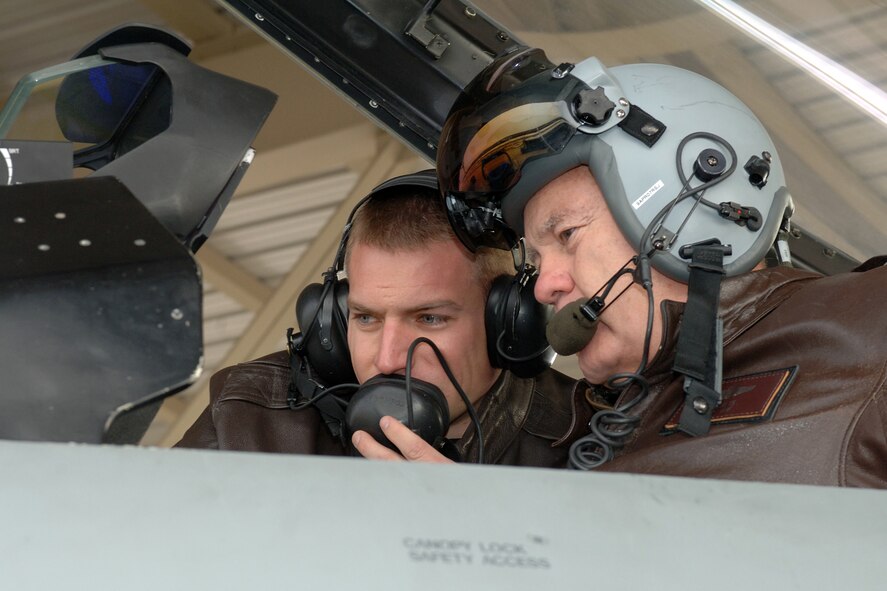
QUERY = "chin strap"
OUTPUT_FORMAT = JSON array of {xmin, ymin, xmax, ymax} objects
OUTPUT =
[{"xmin": 672, "ymin": 240, "xmax": 731, "ymax": 436}]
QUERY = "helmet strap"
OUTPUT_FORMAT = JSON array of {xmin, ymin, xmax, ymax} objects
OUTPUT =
[{"xmin": 672, "ymin": 240, "xmax": 732, "ymax": 436}]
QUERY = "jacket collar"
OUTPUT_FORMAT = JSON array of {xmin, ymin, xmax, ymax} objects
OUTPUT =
[
  {"xmin": 644, "ymin": 266, "xmax": 820, "ymax": 379},
  {"xmin": 554, "ymin": 266, "xmax": 820, "ymax": 447},
  {"xmin": 455, "ymin": 370, "xmax": 533, "ymax": 463}
]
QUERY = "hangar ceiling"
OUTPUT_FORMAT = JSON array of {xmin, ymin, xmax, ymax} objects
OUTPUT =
[{"xmin": 1, "ymin": 0, "xmax": 885, "ymax": 446}]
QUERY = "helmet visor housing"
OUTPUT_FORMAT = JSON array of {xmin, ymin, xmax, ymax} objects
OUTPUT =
[{"xmin": 438, "ymin": 48, "xmax": 586, "ymax": 251}]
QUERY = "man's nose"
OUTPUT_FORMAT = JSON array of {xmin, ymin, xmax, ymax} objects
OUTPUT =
[
  {"xmin": 374, "ymin": 320, "xmax": 411, "ymax": 375},
  {"xmin": 534, "ymin": 261, "xmax": 575, "ymax": 307}
]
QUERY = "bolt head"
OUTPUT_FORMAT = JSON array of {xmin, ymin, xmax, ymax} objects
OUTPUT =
[
  {"xmin": 692, "ymin": 397, "xmax": 709, "ymax": 414},
  {"xmin": 641, "ymin": 123, "xmax": 660, "ymax": 136}
]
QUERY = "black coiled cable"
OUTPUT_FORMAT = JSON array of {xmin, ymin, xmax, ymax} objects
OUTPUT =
[
  {"xmin": 568, "ymin": 261, "xmax": 655, "ymax": 470},
  {"xmin": 568, "ymin": 373, "xmax": 649, "ymax": 469}
]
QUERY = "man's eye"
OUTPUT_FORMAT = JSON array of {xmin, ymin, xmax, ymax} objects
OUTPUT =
[
  {"xmin": 558, "ymin": 227, "xmax": 577, "ymax": 243},
  {"xmin": 352, "ymin": 314, "xmax": 375, "ymax": 326},
  {"xmin": 419, "ymin": 314, "xmax": 445, "ymax": 326}
]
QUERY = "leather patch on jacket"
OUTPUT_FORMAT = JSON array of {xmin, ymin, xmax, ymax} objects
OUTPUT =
[{"xmin": 663, "ymin": 366, "xmax": 798, "ymax": 432}]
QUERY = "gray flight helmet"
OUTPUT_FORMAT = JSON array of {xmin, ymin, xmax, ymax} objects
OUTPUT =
[{"xmin": 438, "ymin": 48, "xmax": 793, "ymax": 281}]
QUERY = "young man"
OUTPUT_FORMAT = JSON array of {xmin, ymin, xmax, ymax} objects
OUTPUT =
[
  {"xmin": 177, "ymin": 171, "xmax": 576, "ymax": 467},
  {"xmin": 435, "ymin": 49, "xmax": 887, "ymax": 486}
]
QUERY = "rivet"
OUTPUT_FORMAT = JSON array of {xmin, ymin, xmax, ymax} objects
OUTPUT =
[
  {"xmin": 79, "ymin": 239, "xmax": 91, "ymax": 247},
  {"xmin": 464, "ymin": 6, "xmax": 477, "ymax": 17},
  {"xmin": 692, "ymin": 397, "xmax": 709, "ymax": 414},
  {"xmin": 369, "ymin": 99, "xmax": 379, "ymax": 108},
  {"xmin": 619, "ymin": 98, "xmax": 629, "ymax": 107},
  {"xmin": 616, "ymin": 109, "xmax": 626, "ymax": 118},
  {"xmin": 255, "ymin": 13, "xmax": 264, "ymax": 21}
]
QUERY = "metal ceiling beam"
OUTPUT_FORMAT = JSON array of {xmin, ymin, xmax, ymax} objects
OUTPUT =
[
  {"xmin": 516, "ymin": 12, "xmax": 739, "ymax": 64},
  {"xmin": 195, "ymin": 245, "xmax": 272, "ymax": 312},
  {"xmin": 233, "ymin": 122, "xmax": 387, "ymax": 195}
]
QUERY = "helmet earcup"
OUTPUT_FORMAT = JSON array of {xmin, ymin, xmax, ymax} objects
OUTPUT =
[
  {"xmin": 485, "ymin": 272, "xmax": 555, "ymax": 378},
  {"xmin": 295, "ymin": 278, "xmax": 355, "ymax": 386}
]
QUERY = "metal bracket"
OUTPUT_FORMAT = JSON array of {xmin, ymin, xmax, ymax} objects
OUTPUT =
[{"xmin": 405, "ymin": 11, "xmax": 450, "ymax": 59}]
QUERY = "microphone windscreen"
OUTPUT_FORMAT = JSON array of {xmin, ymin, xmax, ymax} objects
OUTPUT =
[{"xmin": 546, "ymin": 298, "xmax": 600, "ymax": 355}]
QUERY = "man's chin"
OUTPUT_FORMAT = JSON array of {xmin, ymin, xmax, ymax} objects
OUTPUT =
[
  {"xmin": 577, "ymin": 352, "xmax": 607, "ymax": 385},
  {"xmin": 575, "ymin": 340, "xmax": 621, "ymax": 386}
]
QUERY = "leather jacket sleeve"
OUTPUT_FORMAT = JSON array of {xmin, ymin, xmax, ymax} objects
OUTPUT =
[
  {"xmin": 173, "ymin": 351, "xmax": 346, "ymax": 455},
  {"xmin": 175, "ymin": 406, "xmax": 220, "ymax": 450}
]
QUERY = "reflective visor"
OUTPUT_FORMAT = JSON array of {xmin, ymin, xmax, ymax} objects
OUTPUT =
[
  {"xmin": 451, "ymin": 101, "xmax": 575, "ymax": 195},
  {"xmin": 437, "ymin": 48, "xmax": 583, "ymax": 250}
]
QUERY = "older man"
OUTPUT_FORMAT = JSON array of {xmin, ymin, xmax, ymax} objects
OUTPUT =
[
  {"xmin": 436, "ymin": 49, "xmax": 887, "ymax": 486},
  {"xmin": 177, "ymin": 170, "xmax": 575, "ymax": 467}
]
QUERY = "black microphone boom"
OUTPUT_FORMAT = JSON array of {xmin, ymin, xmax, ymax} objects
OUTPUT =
[
  {"xmin": 545, "ymin": 257, "xmax": 639, "ymax": 356},
  {"xmin": 546, "ymin": 297, "xmax": 603, "ymax": 355}
]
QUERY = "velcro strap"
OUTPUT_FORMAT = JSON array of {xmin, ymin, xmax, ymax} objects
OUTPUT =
[
  {"xmin": 673, "ymin": 243, "xmax": 728, "ymax": 436},
  {"xmin": 618, "ymin": 103, "xmax": 666, "ymax": 147}
]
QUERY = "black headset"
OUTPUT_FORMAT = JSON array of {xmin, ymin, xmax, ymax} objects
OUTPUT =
[{"xmin": 293, "ymin": 169, "xmax": 554, "ymax": 387}]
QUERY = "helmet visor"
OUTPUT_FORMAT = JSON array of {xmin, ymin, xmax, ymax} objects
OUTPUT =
[
  {"xmin": 438, "ymin": 48, "xmax": 581, "ymax": 249},
  {"xmin": 449, "ymin": 101, "xmax": 576, "ymax": 196}
]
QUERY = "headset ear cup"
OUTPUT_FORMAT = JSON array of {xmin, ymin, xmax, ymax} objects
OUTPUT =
[
  {"xmin": 485, "ymin": 272, "xmax": 555, "ymax": 378},
  {"xmin": 295, "ymin": 278, "xmax": 356, "ymax": 386},
  {"xmin": 485, "ymin": 274, "xmax": 512, "ymax": 369}
]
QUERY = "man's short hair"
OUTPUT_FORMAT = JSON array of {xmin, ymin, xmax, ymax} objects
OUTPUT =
[{"xmin": 344, "ymin": 184, "xmax": 513, "ymax": 291}]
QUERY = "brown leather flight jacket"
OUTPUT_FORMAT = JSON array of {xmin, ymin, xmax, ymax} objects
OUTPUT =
[
  {"xmin": 558, "ymin": 260, "xmax": 887, "ymax": 488},
  {"xmin": 176, "ymin": 352, "xmax": 577, "ymax": 467}
]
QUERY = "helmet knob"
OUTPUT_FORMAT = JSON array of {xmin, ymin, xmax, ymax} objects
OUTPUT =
[
  {"xmin": 693, "ymin": 148, "xmax": 728, "ymax": 181},
  {"xmin": 574, "ymin": 86, "xmax": 615, "ymax": 126}
]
